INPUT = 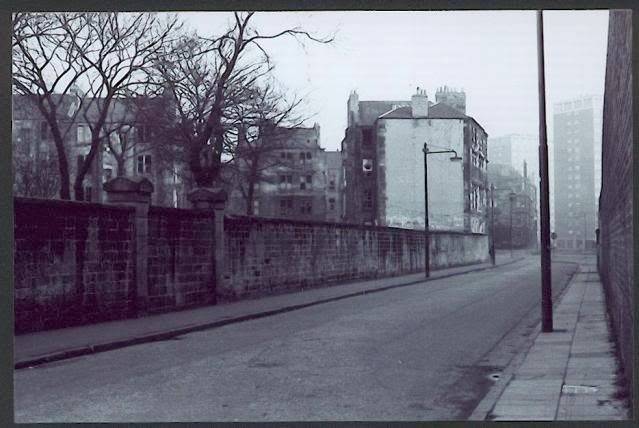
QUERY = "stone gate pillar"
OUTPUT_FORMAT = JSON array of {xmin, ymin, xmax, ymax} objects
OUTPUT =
[
  {"xmin": 104, "ymin": 176, "xmax": 153, "ymax": 315},
  {"xmin": 188, "ymin": 187, "xmax": 228, "ymax": 304}
]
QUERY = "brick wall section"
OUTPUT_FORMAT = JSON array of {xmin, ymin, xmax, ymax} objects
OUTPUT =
[
  {"xmin": 146, "ymin": 207, "xmax": 215, "ymax": 312},
  {"xmin": 221, "ymin": 215, "xmax": 488, "ymax": 299},
  {"xmin": 598, "ymin": 9, "xmax": 633, "ymax": 403},
  {"xmin": 14, "ymin": 198, "xmax": 135, "ymax": 333}
]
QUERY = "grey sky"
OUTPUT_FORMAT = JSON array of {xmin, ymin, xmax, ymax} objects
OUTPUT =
[{"xmin": 181, "ymin": 10, "xmax": 609, "ymax": 151}]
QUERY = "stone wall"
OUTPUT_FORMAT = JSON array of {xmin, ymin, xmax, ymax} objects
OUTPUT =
[
  {"xmin": 147, "ymin": 207, "xmax": 215, "ymax": 312},
  {"xmin": 14, "ymin": 196, "xmax": 489, "ymax": 332},
  {"xmin": 14, "ymin": 198, "xmax": 136, "ymax": 333},
  {"xmin": 598, "ymin": 9, "xmax": 633, "ymax": 404},
  {"xmin": 220, "ymin": 215, "xmax": 488, "ymax": 300}
]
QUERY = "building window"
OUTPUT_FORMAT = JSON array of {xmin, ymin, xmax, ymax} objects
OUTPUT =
[
  {"xmin": 362, "ymin": 128, "xmax": 373, "ymax": 145},
  {"xmin": 362, "ymin": 159, "xmax": 373, "ymax": 174},
  {"xmin": 306, "ymin": 152, "xmax": 312, "ymax": 159},
  {"xmin": 40, "ymin": 121, "xmax": 49, "ymax": 140},
  {"xmin": 137, "ymin": 155, "xmax": 152, "ymax": 174},
  {"xmin": 299, "ymin": 200, "xmax": 312, "ymax": 215},
  {"xmin": 281, "ymin": 151, "xmax": 286, "ymax": 159},
  {"xmin": 306, "ymin": 175, "xmax": 312, "ymax": 184},
  {"xmin": 279, "ymin": 175, "xmax": 293, "ymax": 189},
  {"xmin": 329, "ymin": 197, "xmax": 336, "ymax": 211},
  {"xmin": 280, "ymin": 198, "xmax": 293, "ymax": 215},
  {"xmin": 77, "ymin": 125, "xmax": 91, "ymax": 144},
  {"xmin": 363, "ymin": 188, "xmax": 373, "ymax": 210},
  {"xmin": 286, "ymin": 152, "xmax": 293, "ymax": 160}
]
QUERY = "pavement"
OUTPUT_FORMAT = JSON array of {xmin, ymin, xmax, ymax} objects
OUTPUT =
[
  {"xmin": 471, "ymin": 255, "xmax": 631, "ymax": 421},
  {"xmin": 14, "ymin": 250, "xmax": 527, "ymax": 369}
]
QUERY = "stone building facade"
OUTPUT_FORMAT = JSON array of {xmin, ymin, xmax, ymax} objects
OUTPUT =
[
  {"xmin": 342, "ymin": 87, "xmax": 489, "ymax": 233},
  {"xmin": 227, "ymin": 124, "xmax": 345, "ymax": 222},
  {"xmin": 12, "ymin": 93, "xmax": 185, "ymax": 207},
  {"xmin": 487, "ymin": 162, "xmax": 538, "ymax": 249}
]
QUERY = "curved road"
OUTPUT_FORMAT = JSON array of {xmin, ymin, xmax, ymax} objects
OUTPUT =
[{"xmin": 14, "ymin": 257, "xmax": 578, "ymax": 422}]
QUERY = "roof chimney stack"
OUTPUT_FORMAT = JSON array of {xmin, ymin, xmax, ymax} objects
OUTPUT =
[{"xmin": 411, "ymin": 87, "xmax": 429, "ymax": 118}]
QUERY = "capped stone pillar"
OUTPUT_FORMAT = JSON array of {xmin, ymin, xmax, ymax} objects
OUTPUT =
[
  {"xmin": 188, "ymin": 187, "xmax": 228, "ymax": 304},
  {"xmin": 103, "ymin": 176, "xmax": 154, "ymax": 315}
]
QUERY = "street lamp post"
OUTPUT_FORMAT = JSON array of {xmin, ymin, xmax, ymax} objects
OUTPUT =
[
  {"xmin": 490, "ymin": 183, "xmax": 496, "ymax": 265},
  {"xmin": 509, "ymin": 192, "xmax": 516, "ymax": 259},
  {"xmin": 423, "ymin": 142, "xmax": 462, "ymax": 278}
]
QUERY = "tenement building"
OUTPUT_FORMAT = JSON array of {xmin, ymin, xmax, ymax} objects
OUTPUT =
[
  {"xmin": 227, "ymin": 123, "xmax": 345, "ymax": 222},
  {"xmin": 487, "ymin": 162, "xmax": 538, "ymax": 249},
  {"xmin": 342, "ymin": 86, "xmax": 489, "ymax": 233},
  {"xmin": 12, "ymin": 92, "xmax": 186, "ymax": 207},
  {"xmin": 552, "ymin": 95, "xmax": 602, "ymax": 250}
]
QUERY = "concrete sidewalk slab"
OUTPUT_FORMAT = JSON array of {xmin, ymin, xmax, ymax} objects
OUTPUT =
[
  {"xmin": 483, "ymin": 256, "xmax": 630, "ymax": 421},
  {"xmin": 14, "ymin": 252, "xmax": 527, "ymax": 369}
]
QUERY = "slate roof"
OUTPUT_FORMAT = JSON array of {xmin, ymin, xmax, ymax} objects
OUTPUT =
[
  {"xmin": 12, "ymin": 93, "xmax": 165, "ymax": 123},
  {"xmin": 358, "ymin": 100, "xmax": 408, "ymax": 126},
  {"xmin": 378, "ymin": 102, "xmax": 468, "ymax": 120},
  {"xmin": 376, "ymin": 101, "xmax": 487, "ymax": 135}
]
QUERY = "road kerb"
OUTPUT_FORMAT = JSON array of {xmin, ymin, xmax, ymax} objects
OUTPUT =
[{"xmin": 15, "ymin": 256, "xmax": 527, "ymax": 370}]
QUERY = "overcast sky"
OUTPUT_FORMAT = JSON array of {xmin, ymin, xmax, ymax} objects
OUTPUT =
[{"xmin": 181, "ymin": 10, "xmax": 609, "ymax": 151}]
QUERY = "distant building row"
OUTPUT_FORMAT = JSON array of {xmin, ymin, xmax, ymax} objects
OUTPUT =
[{"xmin": 14, "ymin": 87, "xmax": 551, "ymax": 241}]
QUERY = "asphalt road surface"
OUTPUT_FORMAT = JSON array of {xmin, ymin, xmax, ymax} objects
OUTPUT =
[{"xmin": 14, "ymin": 256, "xmax": 578, "ymax": 422}]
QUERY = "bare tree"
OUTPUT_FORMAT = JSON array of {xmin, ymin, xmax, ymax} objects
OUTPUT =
[
  {"xmin": 12, "ymin": 132, "xmax": 59, "ymax": 199},
  {"xmin": 13, "ymin": 12, "xmax": 180, "ymax": 201},
  {"xmin": 66, "ymin": 12, "xmax": 180, "ymax": 201},
  {"xmin": 154, "ymin": 12, "xmax": 332, "ymax": 191},
  {"xmin": 226, "ymin": 82, "xmax": 305, "ymax": 215},
  {"xmin": 13, "ymin": 12, "xmax": 91, "ymax": 199}
]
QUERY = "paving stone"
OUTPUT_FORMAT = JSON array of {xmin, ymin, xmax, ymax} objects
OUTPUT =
[
  {"xmin": 492, "ymin": 403, "xmax": 557, "ymax": 418},
  {"xmin": 492, "ymin": 415, "xmax": 555, "ymax": 421}
]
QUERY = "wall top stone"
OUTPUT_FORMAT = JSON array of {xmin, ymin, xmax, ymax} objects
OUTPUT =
[
  {"xmin": 188, "ymin": 187, "xmax": 228, "ymax": 210},
  {"xmin": 103, "ymin": 176, "xmax": 154, "ymax": 195}
]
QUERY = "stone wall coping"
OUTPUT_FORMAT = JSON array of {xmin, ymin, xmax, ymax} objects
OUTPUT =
[
  {"xmin": 103, "ymin": 176, "xmax": 154, "ymax": 195},
  {"xmin": 14, "ymin": 196, "xmax": 135, "ymax": 213},
  {"xmin": 224, "ymin": 214, "xmax": 486, "ymax": 236},
  {"xmin": 149, "ymin": 205, "xmax": 214, "ymax": 218}
]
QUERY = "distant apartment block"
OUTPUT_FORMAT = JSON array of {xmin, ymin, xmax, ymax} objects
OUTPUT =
[{"xmin": 552, "ymin": 95, "xmax": 603, "ymax": 250}]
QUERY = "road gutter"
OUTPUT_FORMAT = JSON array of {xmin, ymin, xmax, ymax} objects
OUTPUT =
[{"xmin": 16, "ymin": 256, "xmax": 527, "ymax": 370}]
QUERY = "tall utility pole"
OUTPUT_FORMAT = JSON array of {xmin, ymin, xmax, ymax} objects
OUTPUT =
[{"xmin": 537, "ymin": 10, "xmax": 553, "ymax": 332}]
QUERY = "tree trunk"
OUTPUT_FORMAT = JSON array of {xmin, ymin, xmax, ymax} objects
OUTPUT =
[
  {"xmin": 40, "ymin": 107, "xmax": 71, "ymax": 199},
  {"xmin": 73, "ymin": 180, "xmax": 84, "ymax": 201},
  {"xmin": 116, "ymin": 156, "xmax": 126, "ymax": 177},
  {"xmin": 245, "ymin": 181, "xmax": 255, "ymax": 216}
]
